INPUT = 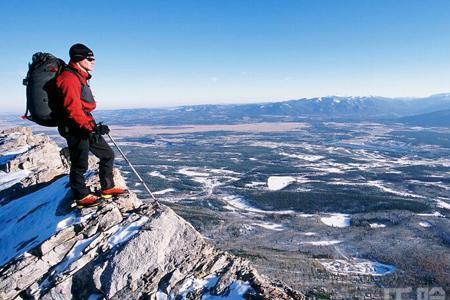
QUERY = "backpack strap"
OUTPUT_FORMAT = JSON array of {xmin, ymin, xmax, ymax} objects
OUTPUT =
[{"xmin": 21, "ymin": 64, "xmax": 33, "ymax": 121}]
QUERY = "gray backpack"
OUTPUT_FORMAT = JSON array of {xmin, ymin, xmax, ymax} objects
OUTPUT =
[{"xmin": 22, "ymin": 52, "xmax": 66, "ymax": 126}]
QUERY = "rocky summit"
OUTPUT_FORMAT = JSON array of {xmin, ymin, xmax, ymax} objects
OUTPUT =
[{"xmin": 0, "ymin": 127, "xmax": 303, "ymax": 300}]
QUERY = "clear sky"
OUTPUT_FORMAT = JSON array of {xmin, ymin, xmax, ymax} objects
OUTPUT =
[{"xmin": 1, "ymin": 0, "xmax": 450, "ymax": 112}]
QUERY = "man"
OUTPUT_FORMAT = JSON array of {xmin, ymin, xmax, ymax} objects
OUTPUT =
[{"xmin": 56, "ymin": 43, "xmax": 125, "ymax": 208}]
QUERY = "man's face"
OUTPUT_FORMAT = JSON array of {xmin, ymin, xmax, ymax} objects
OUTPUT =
[{"xmin": 79, "ymin": 56, "xmax": 95, "ymax": 72}]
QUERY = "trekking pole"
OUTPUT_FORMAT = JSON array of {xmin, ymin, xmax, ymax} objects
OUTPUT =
[{"xmin": 107, "ymin": 133, "xmax": 157, "ymax": 201}]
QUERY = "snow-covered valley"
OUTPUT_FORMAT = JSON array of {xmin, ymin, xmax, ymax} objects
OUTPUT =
[{"xmin": 108, "ymin": 121, "xmax": 450, "ymax": 298}]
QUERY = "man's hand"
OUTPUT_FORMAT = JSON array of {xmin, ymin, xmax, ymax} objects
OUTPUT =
[{"xmin": 94, "ymin": 123, "xmax": 110, "ymax": 135}]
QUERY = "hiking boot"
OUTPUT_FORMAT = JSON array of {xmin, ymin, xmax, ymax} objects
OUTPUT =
[
  {"xmin": 76, "ymin": 194, "xmax": 102, "ymax": 209},
  {"xmin": 101, "ymin": 187, "xmax": 127, "ymax": 199}
]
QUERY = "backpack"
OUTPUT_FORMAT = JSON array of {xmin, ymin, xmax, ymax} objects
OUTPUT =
[{"xmin": 22, "ymin": 52, "xmax": 66, "ymax": 127}]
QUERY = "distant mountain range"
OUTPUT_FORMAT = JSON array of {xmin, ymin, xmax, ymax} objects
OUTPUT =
[
  {"xmin": 399, "ymin": 109, "xmax": 450, "ymax": 127},
  {"xmin": 96, "ymin": 93, "xmax": 450, "ymax": 127}
]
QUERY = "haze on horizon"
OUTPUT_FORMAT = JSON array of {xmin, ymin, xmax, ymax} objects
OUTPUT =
[{"xmin": 1, "ymin": 0, "xmax": 450, "ymax": 113}]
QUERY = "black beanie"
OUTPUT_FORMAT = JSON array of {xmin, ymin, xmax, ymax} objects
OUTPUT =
[{"xmin": 69, "ymin": 43, "xmax": 94, "ymax": 62}]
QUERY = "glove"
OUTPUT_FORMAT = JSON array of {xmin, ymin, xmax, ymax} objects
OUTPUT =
[{"xmin": 94, "ymin": 123, "xmax": 110, "ymax": 135}]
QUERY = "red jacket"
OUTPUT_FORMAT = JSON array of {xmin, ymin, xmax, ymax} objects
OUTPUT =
[{"xmin": 56, "ymin": 62, "xmax": 96, "ymax": 132}]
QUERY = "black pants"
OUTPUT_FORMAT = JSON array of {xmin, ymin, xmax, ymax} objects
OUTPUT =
[{"xmin": 59, "ymin": 126, "xmax": 115, "ymax": 200}]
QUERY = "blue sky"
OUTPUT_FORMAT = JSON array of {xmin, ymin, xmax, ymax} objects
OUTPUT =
[{"xmin": 1, "ymin": 0, "xmax": 450, "ymax": 112}]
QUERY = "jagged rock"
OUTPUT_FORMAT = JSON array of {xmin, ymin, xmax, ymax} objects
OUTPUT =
[
  {"xmin": 96, "ymin": 204, "xmax": 123, "ymax": 231},
  {"xmin": 0, "ymin": 256, "xmax": 50, "ymax": 298},
  {"xmin": 41, "ymin": 236, "xmax": 80, "ymax": 266},
  {"xmin": 0, "ymin": 128, "xmax": 70, "ymax": 206},
  {"xmin": 0, "ymin": 127, "xmax": 305, "ymax": 300},
  {"xmin": 0, "ymin": 127, "xmax": 35, "ymax": 150},
  {"xmin": 1, "ymin": 127, "xmax": 67, "ymax": 184},
  {"xmin": 40, "ymin": 280, "xmax": 72, "ymax": 300}
]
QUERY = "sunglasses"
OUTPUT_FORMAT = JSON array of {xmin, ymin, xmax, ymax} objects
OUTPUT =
[{"xmin": 86, "ymin": 57, "xmax": 95, "ymax": 62}]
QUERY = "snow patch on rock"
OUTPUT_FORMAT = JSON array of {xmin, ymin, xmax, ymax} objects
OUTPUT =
[
  {"xmin": 54, "ymin": 234, "xmax": 99, "ymax": 274},
  {"xmin": 107, "ymin": 216, "xmax": 149, "ymax": 248},
  {"xmin": 0, "ymin": 169, "xmax": 31, "ymax": 191},
  {"xmin": 157, "ymin": 275, "xmax": 252, "ymax": 300}
]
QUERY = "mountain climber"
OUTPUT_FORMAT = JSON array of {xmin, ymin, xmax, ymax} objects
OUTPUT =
[{"xmin": 56, "ymin": 43, "xmax": 125, "ymax": 208}]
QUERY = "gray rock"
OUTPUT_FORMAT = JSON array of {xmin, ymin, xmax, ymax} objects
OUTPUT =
[
  {"xmin": 96, "ymin": 205, "xmax": 123, "ymax": 231},
  {"xmin": 1, "ymin": 129, "xmax": 67, "ymax": 185},
  {"xmin": 41, "ymin": 237, "xmax": 80, "ymax": 266},
  {"xmin": 40, "ymin": 226, "xmax": 77, "ymax": 255},
  {"xmin": 40, "ymin": 279, "xmax": 72, "ymax": 300},
  {"xmin": 0, "ymin": 258, "xmax": 50, "ymax": 299}
]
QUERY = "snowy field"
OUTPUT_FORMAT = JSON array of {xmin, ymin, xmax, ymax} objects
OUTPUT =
[
  {"xmin": 320, "ymin": 214, "xmax": 351, "ymax": 228},
  {"xmin": 114, "ymin": 121, "xmax": 450, "ymax": 242},
  {"xmin": 8, "ymin": 120, "xmax": 444, "ymax": 287},
  {"xmin": 4, "ymin": 111, "xmax": 450, "ymax": 300}
]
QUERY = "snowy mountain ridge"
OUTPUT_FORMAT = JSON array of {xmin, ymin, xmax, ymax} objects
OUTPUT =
[
  {"xmin": 91, "ymin": 93, "xmax": 450, "ymax": 126},
  {"xmin": 0, "ymin": 127, "xmax": 303, "ymax": 300}
]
